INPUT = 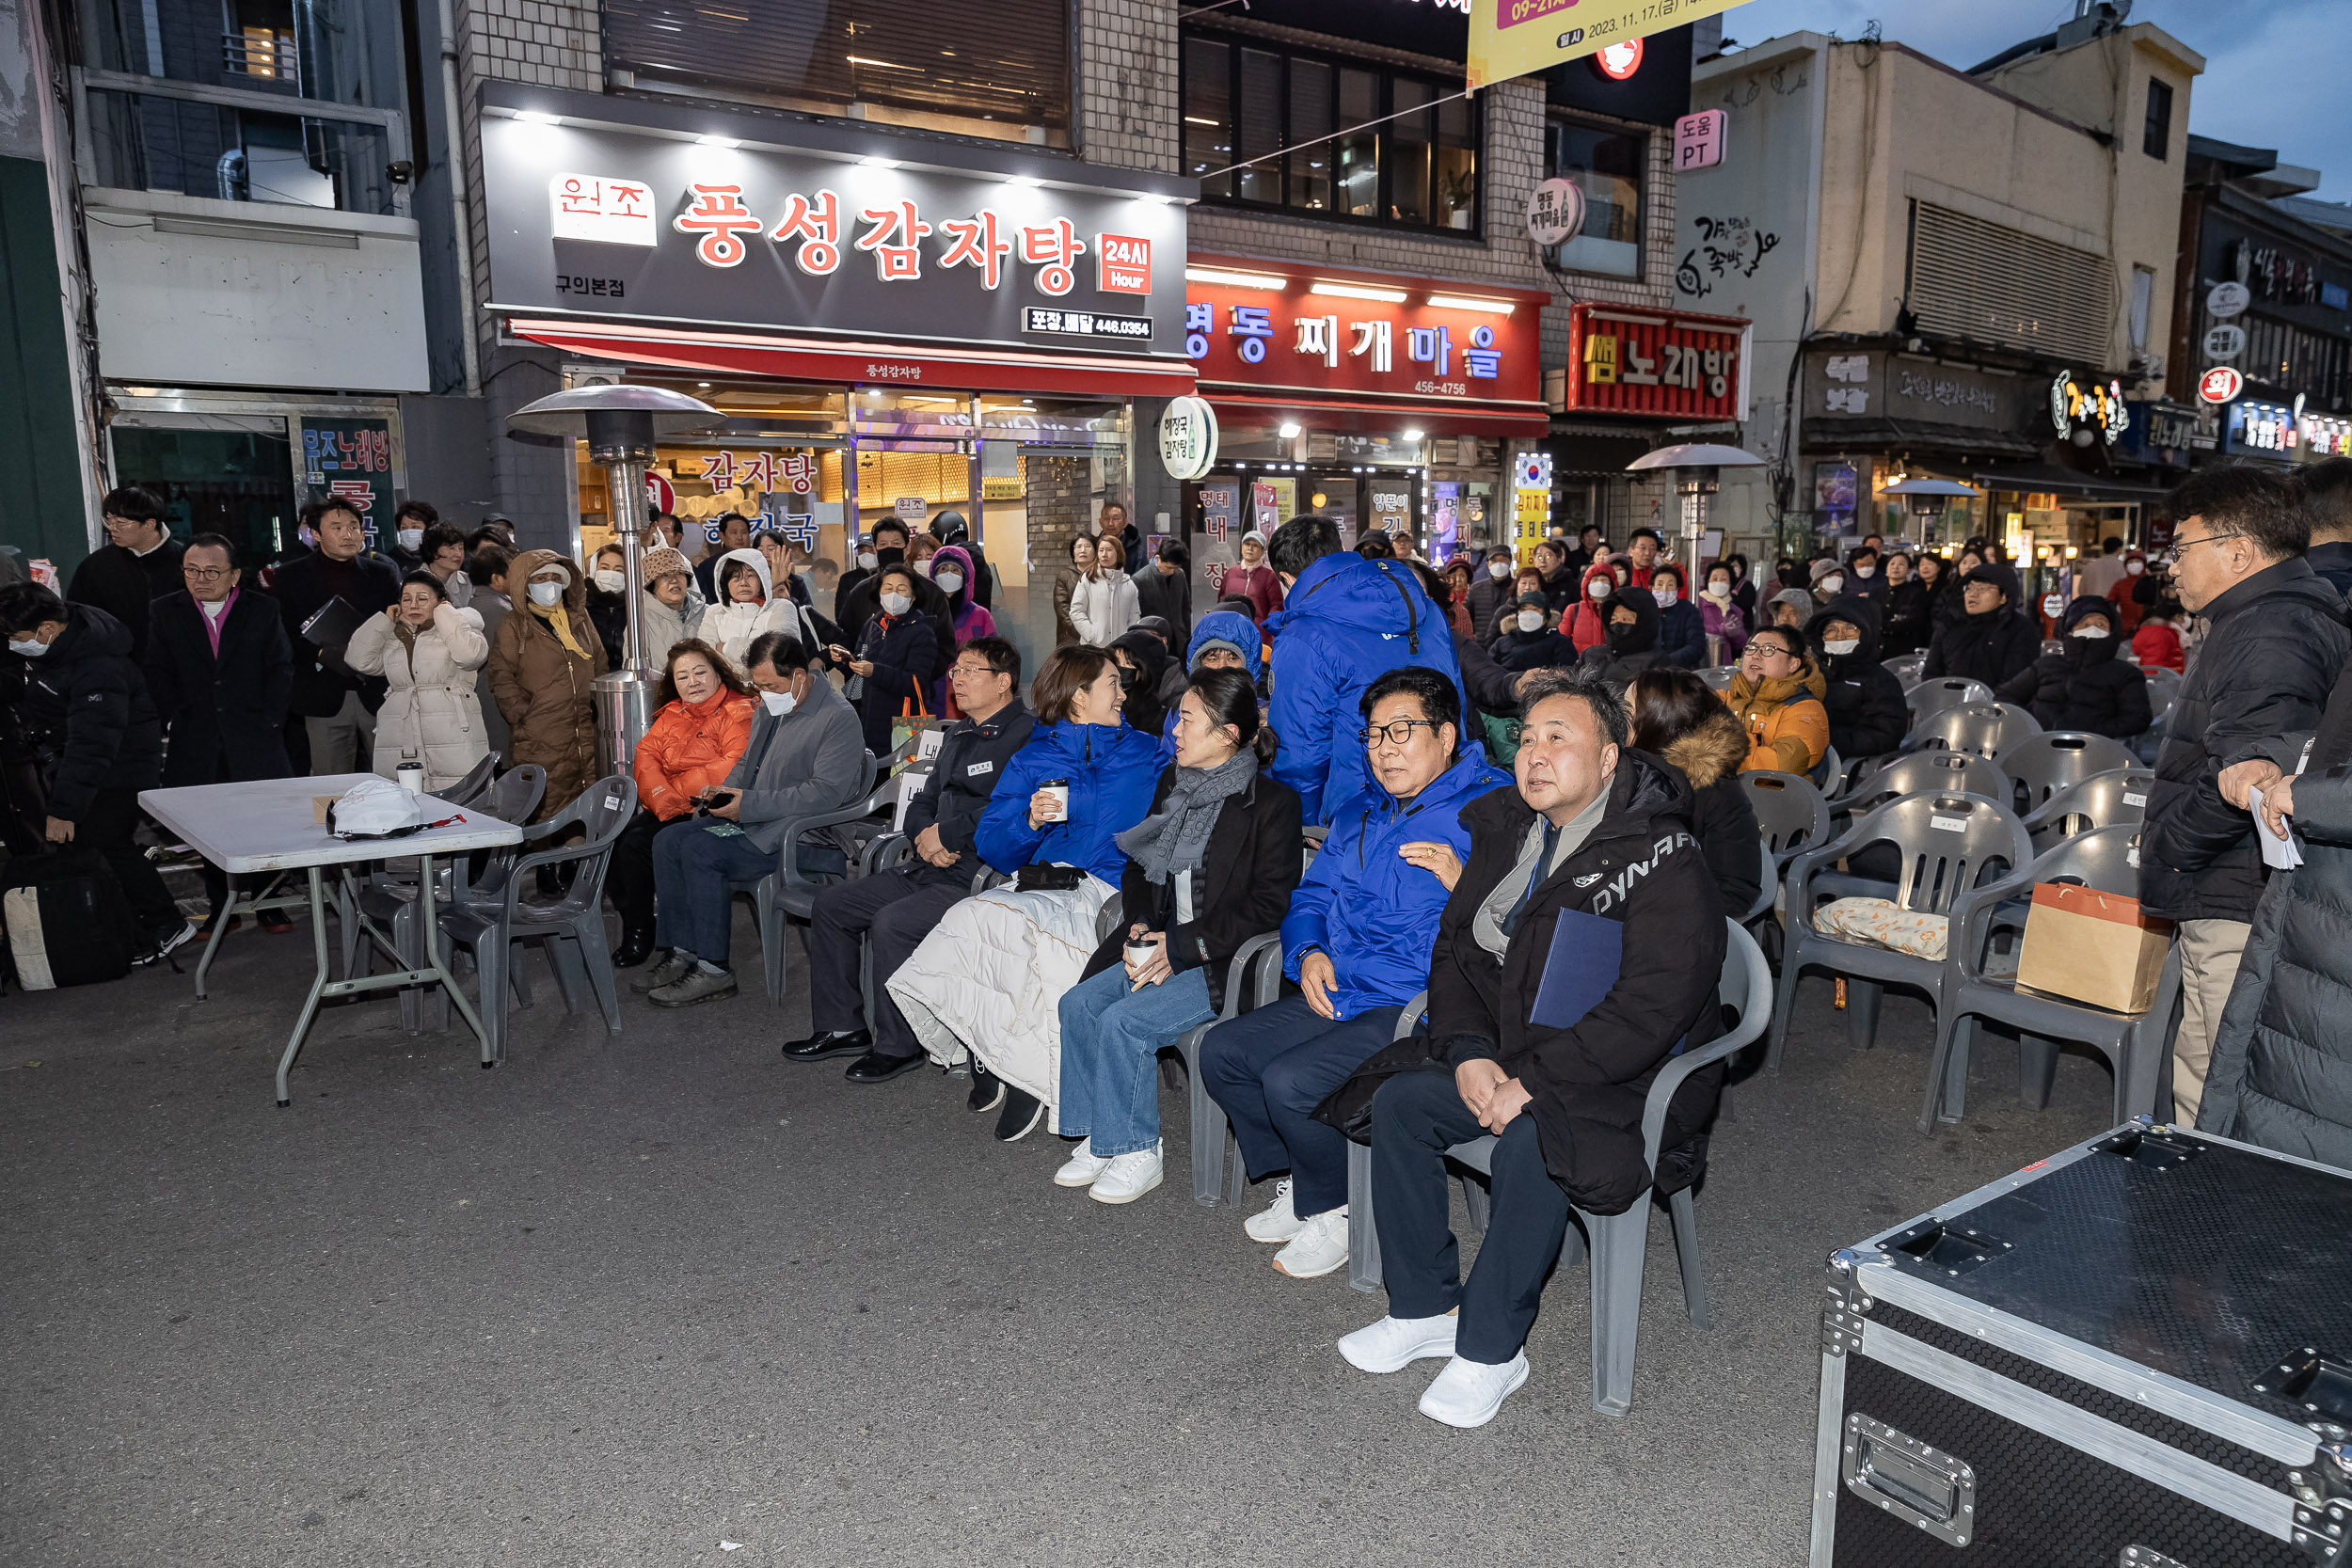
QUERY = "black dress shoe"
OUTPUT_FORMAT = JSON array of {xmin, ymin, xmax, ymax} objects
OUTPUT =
[
  {"xmin": 614, "ymin": 927, "xmax": 657, "ymax": 968},
  {"xmin": 843, "ymin": 1049, "xmax": 926, "ymax": 1085},
  {"xmin": 781, "ymin": 1028, "xmax": 871, "ymax": 1062}
]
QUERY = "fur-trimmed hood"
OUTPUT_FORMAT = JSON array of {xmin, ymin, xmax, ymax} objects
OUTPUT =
[{"xmin": 1660, "ymin": 705, "xmax": 1749, "ymax": 791}]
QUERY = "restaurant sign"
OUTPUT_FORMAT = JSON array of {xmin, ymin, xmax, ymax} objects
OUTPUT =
[{"xmin": 1561, "ymin": 302, "xmax": 1751, "ymax": 420}]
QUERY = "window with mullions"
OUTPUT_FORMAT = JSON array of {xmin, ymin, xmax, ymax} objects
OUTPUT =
[
  {"xmin": 1183, "ymin": 33, "xmax": 1479, "ymax": 234},
  {"xmin": 1544, "ymin": 118, "xmax": 1645, "ymax": 277}
]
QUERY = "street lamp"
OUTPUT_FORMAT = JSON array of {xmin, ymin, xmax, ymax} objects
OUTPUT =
[
  {"xmin": 506, "ymin": 383, "xmax": 722, "ymax": 771},
  {"xmin": 1881, "ymin": 477, "xmax": 1980, "ymax": 549},
  {"xmin": 1626, "ymin": 441, "xmax": 1766, "ymax": 591}
]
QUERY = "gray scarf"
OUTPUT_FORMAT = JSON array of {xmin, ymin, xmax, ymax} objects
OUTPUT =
[{"xmin": 1115, "ymin": 750, "xmax": 1257, "ymax": 886}]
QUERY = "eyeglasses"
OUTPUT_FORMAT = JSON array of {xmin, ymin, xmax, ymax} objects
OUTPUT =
[
  {"xmin": 183, "ymin": 566, "xmax": 233, "ymax": 581},
  {"xmin": 2153, "ymin": 533, "xmax": 2242, "ymax": 567},
  {"xmin": 1741, "ymin": 641, "xmax": 1799, "ymax": 662},
  {"xmin": 1359, "ymin": 719, "xmax": 1438, "ymax": 748},
  {"xmin": 948, "ymin": 662, "xmax": 1007, "ymax": 680}
]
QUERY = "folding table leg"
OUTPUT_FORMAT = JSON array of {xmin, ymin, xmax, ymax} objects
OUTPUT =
[{"xmin": 276, "ymin": 867, "xmax": 333, "ymax": 1107}]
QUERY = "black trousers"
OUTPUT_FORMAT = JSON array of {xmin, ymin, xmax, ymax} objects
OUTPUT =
[
  {"xmin": 78, "ymin": 786, "xmax": 184, "ymax": 937},
  {"xmin": 1371, "ymin": 1069, "xmax": 1571, "ymax": 1366},
  {"xmin": 803, "ymin": 863, "xmax": 971, "ymax": 1060},
  {"xmin": 605, "ymin": 808, "xmax": 666, "ymax": 933}
]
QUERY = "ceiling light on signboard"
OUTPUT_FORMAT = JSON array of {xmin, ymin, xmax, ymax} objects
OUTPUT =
[
  {"xmin": 1185, "ymin": 266, "xmax": 1286, "ymax": 290},
  {"xmin": 1311, "ymin": 280, "xmax": 1409, "ymax": 304}
]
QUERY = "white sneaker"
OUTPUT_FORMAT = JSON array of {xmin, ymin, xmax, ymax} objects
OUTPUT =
[
  {"xmin": 1418, "ymin": 1353, "xmax": 1531, "ymax": 1429},
  {"xmin": 1243, "ymin": 1177, "xmax": 1305, "ymax": 1243},
  {"xmin": 1053, "ymin": 1138, "xmax": 1110, "ymax": 1188},
  {"xmin": 1088, "ymin": 1145, "xmax": 1164, "ymax": 1204},
  {"xmin": 1273, "ymin": 1208, "xmax": 1350, "ymax": 1278},
  {"xmin": 1337, "ymin": 1310, "xmax": 1458, "ymax": 1374}
]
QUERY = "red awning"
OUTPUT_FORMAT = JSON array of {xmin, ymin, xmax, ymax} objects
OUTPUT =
[
  {"xmin": 1202, "ymin": 388, "xmax": 1551, "ymax": 437},
  {"xmin": 503, "ymin": 318, "xmax": 1199, "ymax": 399}
]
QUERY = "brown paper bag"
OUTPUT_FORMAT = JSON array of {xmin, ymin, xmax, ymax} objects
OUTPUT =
[{"xmin": 2013, "ymin": 882, "xmax": 2171, "ymax": 1015}]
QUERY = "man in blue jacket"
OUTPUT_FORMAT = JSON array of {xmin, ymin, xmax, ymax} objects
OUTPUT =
[
  {"xmin": 1200, "ymin": 665, "xmax": 1507, "ymax": 1281},
  {"xmin": 1265, "ymin": 515, "xmax": 1463, "ymax": 825}
]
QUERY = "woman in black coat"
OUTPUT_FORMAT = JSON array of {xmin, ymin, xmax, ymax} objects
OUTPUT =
[
  {"xmin": 1997, "ymin": 596, "xmax": 2152, "ymax": 737},
  {"xmin": 1805, "ymin": 594, "xmax": 1912, "ymax": 760},
  {"xmin": 1108, "ymin": 627, "xmax": 1173, "ymax": 739},
  {"xmin": 1489, "ymin": 594, "xmax": 1578, "ymax": 673},
  {"xmin": 1881, "ymin": 551, "xmax": 1935, "ymax": 657},
  {"xmin": 1628, "ymin": 667, "xmax": 1762, "ymax": 917},
  {"xmin": 1578, "ymin": 585, "xmax": 1662, "ymax": 688},
  {"xmin": 835, "ymin": 564, "xmax": 940, "ymax": 756}
]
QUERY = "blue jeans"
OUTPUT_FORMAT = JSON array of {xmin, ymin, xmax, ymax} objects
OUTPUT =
[
  {"xmin": 1199, "ymin": 993, "xmax": 1402, "ymax": 1217},
  {"xmin": 1055, "ymin": 961, "xmax": 1216, "ymax": 1157},
  {"xmin": 649, "ymin": 817, "xmax": 846, "ymax": 967}
]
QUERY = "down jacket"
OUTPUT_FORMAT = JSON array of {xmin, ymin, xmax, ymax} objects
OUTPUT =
[
  {"xmin": 1806, "ymin": 594, "xmax": 1911, "ymax": 761},
  {"xmin": 1316, "ymin": 751, "xmax": 1728, "ymax": 1213},
  {"xmin": 1282, "ymin": 745, "xmax": 1512, "ymax": 1021},
  {"xmin": 1996, "ymin": 595, "xmax": 2153, "ymax": 738},
  {"xmin": 632, "ymin": 687, "xmax": 756, "ymax": 822},
  {"xmin": 1659, "ymin": 705, "xmax": 1763, "ymax": 918},
  {"xmin": 344, "ymin": 603, "xmax": 491, "ymax": 792},
  {"xmin": 973, "ymin": 717, "xmax": 1166, "ymax": 885},
  {"xmin": 1267, "ymin": 550, "xmax": 1465, "ymax": 825},
  {"xmin": 10, "ymin": 603, "xmax": 162, "ymax": 821},
  {"xmin": 1069, "ymin": 566, "xmax": 1140, "ymax": 647},
  {"xmin": 700, "ymin": 547, "xmax": 795, "ymax": 673},
  {"xmin": 1923, "ymin": 605, "xmax": 2041, "ymax": 688},
  {"xmin": 486, "ymin": 549, "xmax": 607, "ymax": 817},
  {"xmin": 1721, "ymin": 666, "xmax": 1830, "ymax": 776},
  {"xmin": 1565, "ymin": 562, "xmax": 1621, "ymax": 653}
]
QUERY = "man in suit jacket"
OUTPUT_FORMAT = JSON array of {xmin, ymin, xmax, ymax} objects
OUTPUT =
[
  {"xmin": 269, "ymin": 499, "xmax": 402, "ymax": 775},
  {"xmin": 145, "ymin": 532, "xmax": 295, "ymax": 929}
]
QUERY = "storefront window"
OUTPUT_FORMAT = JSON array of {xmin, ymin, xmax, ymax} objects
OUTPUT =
[
  {"xmin": 1544, "ymin": 119, "xmax": 1646, "ymax": 277},
  {"xmin": 604, "ymin": 0, "xmax": 1071, "ymax": 147},
  {"xmin": 1183, "ymin": 31, "xmax": 1478, "ymax": 236}
]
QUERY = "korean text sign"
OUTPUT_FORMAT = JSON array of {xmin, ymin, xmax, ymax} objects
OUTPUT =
[
  {"xmin": 1469, "ymin": 0, "xmax": 1749, "ymax": 89},
  {"xmin": 1561, "ymin": 302, "xmax": 1751, "ymax": 420}
]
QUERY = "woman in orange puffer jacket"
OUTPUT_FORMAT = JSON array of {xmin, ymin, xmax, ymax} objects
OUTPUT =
[{"xmin": 610, "ymin": 639, "xmax": 758, "ymax": 963}]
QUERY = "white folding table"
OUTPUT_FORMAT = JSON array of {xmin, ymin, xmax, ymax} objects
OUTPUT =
[{"xmin": 139, "ymin": 774, "xmax": 524, "ymax": 1105}]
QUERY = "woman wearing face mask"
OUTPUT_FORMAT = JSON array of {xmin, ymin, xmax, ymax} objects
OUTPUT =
[
  {"xmin": 1071, "ymin": 534, "xmax": 1141, "ymax": 647},
  {"xmin": 1723, "ymin": 553, "xmax": 1757, "ymax": 621},
  {"xmin": 1809, "ymin": 558, "xmax": 1848, "ymax": 602},
  {"xmin": 830, "ymin": 563, "xmax": 940, "ymax": 756},
  {"xmin": 1804, "ymin": 595, "xmax": 1910, "ymax": 760},
  {"xmin": 1489, "ymin": 594, "xmax": 1576, "ymax": 673},
  {"xmin": 607, "ymin": 640, "xmax": 757, "ymax": 967},
  {"xmin": 583, "ymin": 542, "xmax": 631, "ymax": 669},
  {"xmin": 1565, "ymin": 561, "xmax": 1622, "ymax": 653},
  {"xmin": 885, "ymin": 647, "xmax": 1166, "ymax": 1142},
  {"xmin": 1996, "ymin": 598, "xmax": 2152, "ymax": 737},
  {"xmin": 1053, "ymin": 533, "xmax": 1096, "ymax": 648},
  {"xmin": 344, "ymin": 571, "xmax": 490, "ymax": 792},
  {"xmin": 2108, "ymin": 549, "xmax": 2153, "ymax": 634},
  {"xmin": 486, "ymin": 551, "xmax": 608, "ymax": 821},
  {"xmin": 905, "ymin": 534, "xmax": 939, "ymax": 580},
  {"xmin": 1578, "ymin": 585, "xmax": 1663, "ymax": 687},
  {"xmin": 1880, "ymin": 550, "xmax": 1931, "ymax": 656},
  {"xmin": 1108, "ymin": 627, "xmax": 1174, "ymax": 738},
  {"xmin": 1223, "ymin": 530, "xmax": 1283, "ymax": 628},
  {"xmin": 1697, "ymin": 562, "xmax": 1749, "ymax": 659},
  {"xmin": 702, "ymin": 548, "xmax": 794, "ymax": 675},
  {"xmin": 1646, "ymin": 563, "xmax": 1708, "ymax": 667}
]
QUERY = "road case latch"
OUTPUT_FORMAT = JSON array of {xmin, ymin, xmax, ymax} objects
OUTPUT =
[
  {"xmin": 1879, "ymin": 1217, "xmax": 2013, "ymax": 1279},
  {"xmin": 1841, "ymin": 1413, "xmax": 1976, "ymax": 1546},
  {"xmin": 2092, "ymin": 1125, "xmax": 2204, "ymax": 1168}
]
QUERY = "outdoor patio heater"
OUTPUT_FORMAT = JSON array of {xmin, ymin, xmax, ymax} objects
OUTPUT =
[
  {"xmin": 505, "ymin": 384, "xmax": 722, "ymax": 772},
  {"xmin": 1882, "ymin": 476, "xmax": 1982, "ymax": 550},
  {"xmin": 1626, "ymin": 443, "xmax": 1765, "ymax": 660}
]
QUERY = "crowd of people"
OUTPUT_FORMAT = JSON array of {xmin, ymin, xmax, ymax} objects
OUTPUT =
[{"xmin": 12, "ymin": 453, "xmax": 2352, "ymax": 1428}]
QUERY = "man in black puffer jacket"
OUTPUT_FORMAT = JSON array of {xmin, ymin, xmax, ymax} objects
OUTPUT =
[
  {"xmin": 1319, "ymin": 666, "xmax": 1724, "ymax": 1429},
  {"xmin": 2141, "ymin": 466, "xmax": 2348, "ymax": 1126},
  {"xmin": 1805, "ymin": 594, "xmax": 1910, "ymax": 761},
  {"xmin": 1922, "ymin": 566, "xmax": 2040, "ymax": 687},
  {"xmin": 1997, "ymin": 595, "xmax": 2152, "ymax": 738}
]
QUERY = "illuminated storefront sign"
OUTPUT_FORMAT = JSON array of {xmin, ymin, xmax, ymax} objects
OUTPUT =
[
  {"xmin": 2050, "ymin": 370, "xmax": 2128, "ymax": 446},
  {"xmin": 1560, "ymin": 302, "xmax": 1751, "ymax": 420},
  {"xmin": 2226, "ymin": 399, "xmax": 2299, "ymax": 456}
]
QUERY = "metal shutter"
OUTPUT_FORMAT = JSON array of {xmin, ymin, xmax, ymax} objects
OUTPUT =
[
  {"xmin": 1906, "ymin": 201, "xmax": 2114, "ymax": 365},
  {"xmin": 603, "ymin": 1, "xmax": 1069, "ymax": 133}
]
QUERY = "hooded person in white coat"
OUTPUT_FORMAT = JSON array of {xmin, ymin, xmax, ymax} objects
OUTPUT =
[
  {"xmin": 344, "ymin": 570, "xmax": 491, "ymax": 790},
  {"xmin": 1070, "ymin": 533, "xmax": 1142, "ymax": 647},
  {"xmin": 701, "ymin": 546, "xmax": 794, "ymax": 674}
]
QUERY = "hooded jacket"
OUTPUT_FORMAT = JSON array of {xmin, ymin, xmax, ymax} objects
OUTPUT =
[
  {"xmin": 719, "ymin": 676, "xmax": 868, "ymax": 856},
  {"xmin": 1805, "ymin": 594, "xmax": 1911, "ymax": 759},
  {"xmin": 12, "ymin": 603, "xmax": 163, "ymax": 820},
  {"xmin": 1184, "ymin": 609, "xmax": 1264, "ymax": 683},
  {"xmin": 1996, "ymin": 596, "xmax": 2153, "ymax": 738},
  {"xmin": 486, "ymin": 549, "xmax": 608, "ymax": 816},
  {"xmin": 1266, "ymin": 551, "xmax": 1466, "ymax": 825},
  {"xmin": 144, "ymin": 586, "xmax": 294, "ymax": 787},
  {"xmin": 1659, "ymin": 704, "xmax": 1763, "ymax": 916},
  {"xmin": 973, "ymin": 717, "xmax": 1165, "ymax": 885},
  {"xmin": 344, "ymin": 601, "xmax": 491, "ymax": 792},
  {"xmin": 2133, "ymin": 617, "xmax": 2185, "ymax": 673},
  {"xmin": 1923, "ymin": 598, "xmax": 2042, "ymax": 688},
  {"xmin": 634, "ymin": 685, "xmax": 757, "ymax": 821},
  {"xmin": 1489, "ymin": 611, "xmax": 1579, "ymax": 673},
  {"xmin": 930, "ymin": 512, "xmax": 993, "ymax": 610},
  {"xmin": 1565, "ymin": 562, "xmax": 1622, "ymax": 653},
  {"xmin": 1315, "ymin": 751, "xmax": 1728, "ymax": 1214},
  {"xmin": 701, "ymin": 547, "xmax": 796, "ymax": 673},
  {"xmin": 2142, "ymin": 556, "xmax": 2348, "ymax": 924},
  {"xmin": 1722, "ymin": 663, "xmax": 1830, "ymax": 776},
  {"xmin": 1282, "ymin": 745, "xmax": 1512, "ymax": 1021},
  {"xmin": 1578, "ymin": 586, "xmax": 1661, "ymax": 688},
  {"xmin": 930, "ymin": 544, "xmax": 995, "ymax": 644}
]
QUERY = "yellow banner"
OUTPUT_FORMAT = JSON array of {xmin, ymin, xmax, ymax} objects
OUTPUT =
[{"xmin": 1470, "ymin": 0, "xmax": 1748, "ymax": 90}]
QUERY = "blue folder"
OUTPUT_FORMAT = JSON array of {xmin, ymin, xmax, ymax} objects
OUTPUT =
[{"xmin": 1529, "ymin": 907, "xmax": 1687, "ymax": 1055}]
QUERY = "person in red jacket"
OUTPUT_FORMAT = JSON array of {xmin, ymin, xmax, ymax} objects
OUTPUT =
[
  {"xmin": 609, "ymin": 639, "xmax": 757, "ymax": 964},
  {"xmin": 2108, "ymin": 549, "xmax": 2153, "ymax": 634},
  {"xmin": 2131, "ymin": 598, "xmax": 2186, "ymax": 673},
  {"xmin": 1565, "ymin": 562, "xmax": 1620, "ymax": 653},
  {"xmin": 1222, "ymin": 530, "xmax": 1284, "ymax": 628}
]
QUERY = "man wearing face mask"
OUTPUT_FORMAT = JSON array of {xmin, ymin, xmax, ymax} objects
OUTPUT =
[
  {"xmin": 388, "ymin": 499, "xmax": 437, "ymax": 574},
  {"xmin": 1465, "ymin": 546, "xmax": 1518, "ymax": 641},
  {"xmin": 638, "ymin": 630, "xmax": 867, "ymax": 1008},
  {"xmin": 1843, "ymin": 546, "xmax": 1887, "ymax": 610},
  {"xmin": 1996, "ymin": 598, "xmax": 2152, "ymax": 738},
  {"xmin": 1804, "ymin": 595, "xmax": 1909, "ymax": 760},
  {"xmin": 67, "ymin": 485, "xmax": 186, "ymax": 664},
  {"xmin": 1490, "ymin": 594, "xmax": 1576, "ymax": 673},
  {"xmin": 1577, "ymin": 585, "xmax": 1662, "ymax": 687},
  {"xmin": 271, "ymin": 499, "xmax": 402, "ymax": 775},
  {"xmin": 0, "ymin": 583, "xmax": 192, "ymax": 959}
]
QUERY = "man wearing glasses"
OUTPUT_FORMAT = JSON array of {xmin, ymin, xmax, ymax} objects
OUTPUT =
[
  {"xmin": 1198, "ymin": 666, "xmax": 1509, "ymax": 1282},
  {"xmin": 65, "ymin": 485, "xmax": 186, "ymax": 663},
  {"xmin": 141, "ymin": 532, "xmax": 295, "ymax": 933},
  {"xmin": 787, "ymin": 636, "xmax": 1035, "ymax": 1088},
  {"xmin": 2140, "ymin": 466, "xmax": 2348, "ymax": 1125}
]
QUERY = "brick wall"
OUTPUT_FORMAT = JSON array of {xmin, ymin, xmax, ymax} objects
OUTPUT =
[
  {"xmin": 1025, "ymin": 456, "xmax": 1093, "ymax": 569},
  {"xmin": 1079, "ymin": 0, "xmax": 1181, "ymax": 174}
]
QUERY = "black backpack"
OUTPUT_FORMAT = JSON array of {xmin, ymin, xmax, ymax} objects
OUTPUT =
[{"xmin": 1, "ymin": 847, "xmax": 143, "ymax": 989}]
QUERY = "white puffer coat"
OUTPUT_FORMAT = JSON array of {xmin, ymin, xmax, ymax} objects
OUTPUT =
[
  {"xmin": 700, "ymin": 546, "xmax": 793, "ymax": 673},
  {"xmin": 1069, "ymin": 567, "xmax": 1140, "ymax": 647},
  {"xmin": 346, "ymin": 603, "xmax": 492, "ymax": 790}
]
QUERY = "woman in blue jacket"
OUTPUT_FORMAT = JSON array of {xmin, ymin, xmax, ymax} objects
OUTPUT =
[{"xmin": 884, "ymin": 645, "xmax": 1164, "ymax": 1140}]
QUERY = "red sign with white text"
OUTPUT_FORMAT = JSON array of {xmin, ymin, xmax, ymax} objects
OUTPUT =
[
  {"xmin": 1561, "ymin": 302, "xmax": 1752, "ymax": 420},
  {"xmin": 1184, "ymin": 254, "xmax": 1549, "ymax": 431},
  {"xmin": 1098, "ymin": 233, "xmax": 1152, "ymax": 294}
]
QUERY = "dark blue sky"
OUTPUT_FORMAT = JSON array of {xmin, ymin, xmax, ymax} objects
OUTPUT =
[{"xmin": 1722, "ymin": 0, "xmax": 2350, "ymax": 199}]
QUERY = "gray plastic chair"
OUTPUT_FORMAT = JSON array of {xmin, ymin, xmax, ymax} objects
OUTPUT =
[
  {"xmin": 1740, "ymin": 770, "xmax": 1831, "ymax": 869},
  {"xmin": 2021, "ymin": 767, "xmax": 2153, "ymax": 854},
  {"xmin": 1345, "ymin": 920, "xmax": 1772, "ymax": 1418},
  {"xmin": 1923, "ymin": 825, "xmax": 2180, "ymax": 1132},
  {"xmin": 726, "ymin": 751, "xmax": 882, "ymax": 1007},
  {"xmin": 1697, "ymin": 665, "xmax": 1737, "ymax": 691},
  {"xmin": 1903, "ymin": 677, "xmax": 1994, "ymax": 726},
  {"xmin": 437, "ymin": 774, "xmax": 638, "ymax": 1066},
  {"xmin": 1171, "ymin": 932, "xmax": 1287, "ymax": 1208},
  {"xmin": 438, "ymin": 753, "xmax": 500, "ymax": 811},
  {"xmin": 1767, "ymin": 790, "xmax": 2031, "ymax": 1071},
  {"xmin": 1994, "ymin": 731, "xmax": 2140, "ymax": 816},
  {"xmin": 1745, "ymin": 840, "xmax": 1777, "ymax": 923},
  {"xmin": 1905, "ymin": 702, "xmax": 2041, "ymax": 758},
  {"xmin": 1813, "ymin": 744, "xmax": 1845, "ymax": 795},
  {"xmin": 1882, "ymin": 653, "xmax": 1926, "ymax": 687},
  {"xmin": 1827, "ymin": 749, "xmax": 2006, "ymax": 817},
  {"xmin": 339, "ymin": 764, "xmax": 545, "ymax": 1011}
]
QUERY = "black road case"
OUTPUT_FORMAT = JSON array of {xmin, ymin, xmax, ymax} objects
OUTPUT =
[{"xmin": 1811, "ymin": 1118, "xmax": 2352, "ymax": 1568}]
